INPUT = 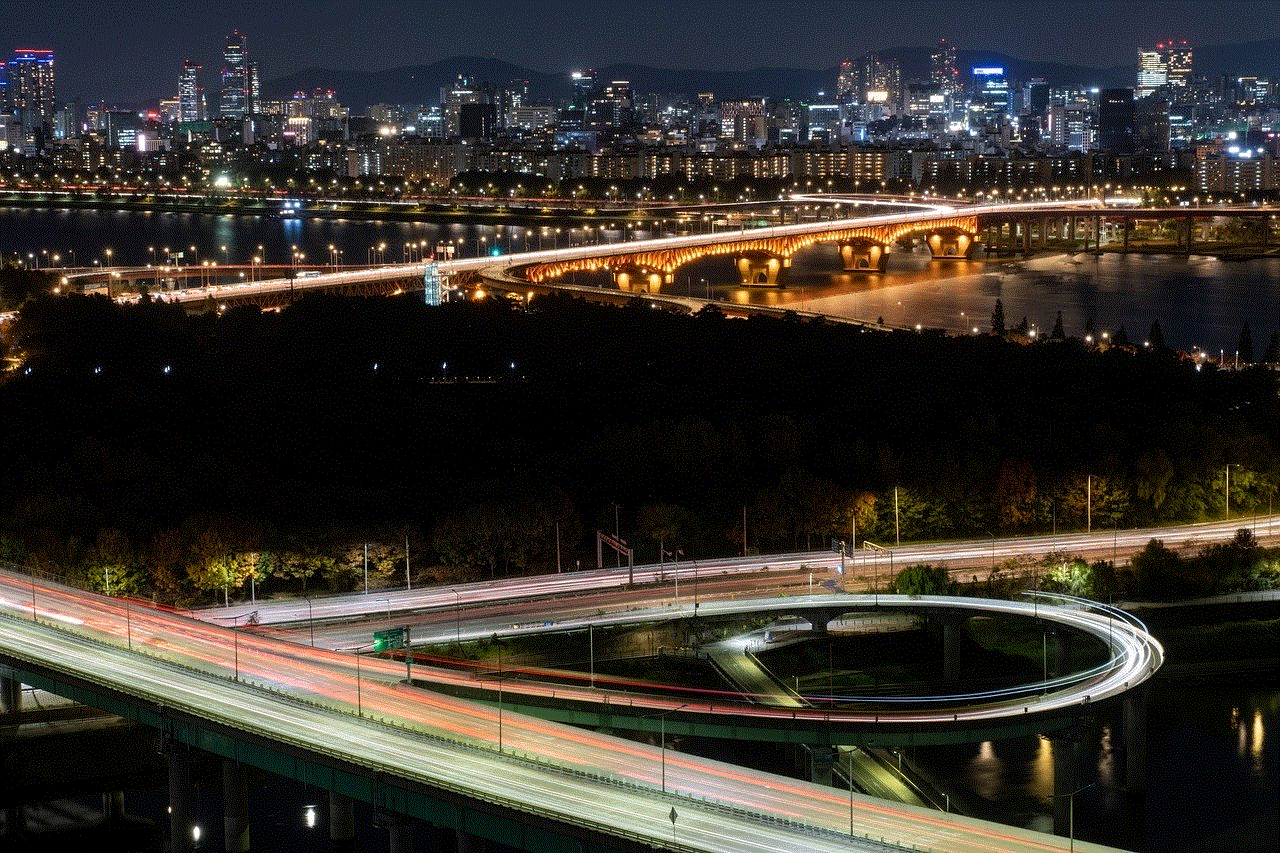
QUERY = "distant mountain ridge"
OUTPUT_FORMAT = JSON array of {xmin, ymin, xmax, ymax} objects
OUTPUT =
[{"xmin": 118, "ymin": 36, "xmax": 1280, "ymax": 110}]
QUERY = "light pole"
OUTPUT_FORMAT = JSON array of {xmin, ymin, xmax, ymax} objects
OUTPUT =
[
  {"xmin": 305, "ymin": 597, "xmax": 314, "ymax": 647},
  {"xmin": 452, "ymin": 588, "xmax": 461, "ymax": 650},
  {"xmin": 644, "ymin": 704, "xmax": 688, "ymax": 792},
  {"xmin": 1053, "ymin": 782, "xmax": 1097, "ymax": 853},
  {"xmin": 353, "ymin": 643, "xmax": 373, "ymax": 717}
]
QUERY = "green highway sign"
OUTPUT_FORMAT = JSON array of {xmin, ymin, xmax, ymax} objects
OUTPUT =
[{"xmin": 373, "ymin": 627, "xmax": 406, "ymax": 652}]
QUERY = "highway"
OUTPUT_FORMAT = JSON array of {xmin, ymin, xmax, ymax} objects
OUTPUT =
[
  {"xmin": 0, "ymin": 568, "xmax": 1135, "ymax": 852},
  {"xmin": 203, "ymin": 515, "xmax": 1277, "ymax": 640}
]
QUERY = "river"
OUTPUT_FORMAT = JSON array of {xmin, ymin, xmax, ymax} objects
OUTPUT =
[{"xmin": 4, "ymin": 206, "xmax": 1280, "ymax": 354}]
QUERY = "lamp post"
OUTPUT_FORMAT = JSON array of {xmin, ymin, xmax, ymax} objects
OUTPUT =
[
  {"xmin": 452, "ymin": 588, "xmax": 461, "ymax": 650},
  {"xmin": 305, "ymin": 597, "xmax": 314, "ymax": 647},
  {"xmin": 644, "ymin": 704, "xmax": 688, "ymax": 793},
  {"xmin": 353, "ymin": 643, "xmax": 374, "ymax": 717},
  {"xmin": 1053, "ymin": 782, "xmax": 1097, "ymax": 853}
]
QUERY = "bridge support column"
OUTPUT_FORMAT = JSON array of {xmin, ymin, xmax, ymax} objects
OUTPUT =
[
  {"xmin": 103, "ymin": 790, "xmax": 126, "ymax": 824},
  {"xmin": 808, "ymin": 744, "xmax": 838, "ymax": 786},
  {"xmin": 736, "ymin": 255, "xmax": 785, "ymax": 286},
  {"xmin": 0, "ymin": 676, "xmax": 21, "ymax": 714},
  {"xmin": 222, "ymin": 761, "xmax": 250, "ymax": 852},
  {"xmin": 1051, "ymin": 735, "xmax": 1079, "ymax": 837},
  {"xmin": 927, "ymin": 231, "xmax": 974, "ymax": 260},
  {"xmin": 840, "ymin": 243, "xmax": 888, "ymax": 272},
  {"xmin": 1051, "ymin": 630, "xmax": 1068, "ymax": 678},
  {"xmin": 168, "ymin": 745, "xmax": 197, "ymax": 853},
  {"xmin": 1021, "ymin": 219, "xmax": 1032, "ymax": 255},
  {"xmin": 1122, "ymin": 217, "xmax": 1130, "ymax": 253},
  {"xmin": 329, "ymin": 791, "xmax": 355, "ymax": 850},
  {"xmin": 938, "ymin": 613, "xmax": 966, "ymax": 684},
  {"xmin": 1123, "ymin": 689, "xmax": 1148, "ymax": 796},
  {"xmin": 1184, "ymin": 216, "xmax": 1194, "ymax": 254}
]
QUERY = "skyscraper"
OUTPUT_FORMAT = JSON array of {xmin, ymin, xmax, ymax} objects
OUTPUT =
[
  {"xmin": 836, "ymin": 59, "xmax": 856, "ymax": 103},
  {"xmin": 1098, "ymin": 88, "xmax": 1136, "ymax": 154},
  {"xmin": 179, "ymin": 60, "xmax": 203, "ymax": 123},
  {"xmin": 220, "ymin": 31, "xmax": 250, "ymax": 118},
  {"xmin": 5, "ymin": 49, "xmax": 56, "ymax": 129},
  {"xmin": 1160, "ymin": 41, "xmax": 1193, "ymax": 90},
  {"xmin": 1136, "ymin": 48, "xmax": 1167, "ymax": 98},
  {"xmin": 931, "ymin": 39, "xmax": 958, "ymax": 95}
]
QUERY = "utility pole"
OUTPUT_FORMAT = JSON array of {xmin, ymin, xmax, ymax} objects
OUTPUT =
[
  {"xmin": 743, "ymin": 505, "xmax": 748, "ymax": 556},
  {"xmin": 1087, "ymin": 475, "xmax": 1092, "ymax": 533},
  {"xmin": 894, "ymin": 487, "xmax": 900, "ymax": 546},
  {"xmin": 405, "ymin": 534, "xmax": 411, "ymax": 590}
]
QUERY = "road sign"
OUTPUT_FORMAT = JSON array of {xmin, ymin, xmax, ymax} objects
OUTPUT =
[
  {"xmin": 669, "ymin": 807, "xmax": 677, "ymax": 825},
  {"xmin": 373, "ymin": 627, "xmax": 405, "ymax": 652}
]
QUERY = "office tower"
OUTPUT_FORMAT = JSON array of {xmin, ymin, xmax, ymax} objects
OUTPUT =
[
  {"xmin": 972, "ymin": 66, "xmax": 1010, "ymax": 126},
  {"xmin": 1136, "ymin": 48, "xmax": 1166, "ymax": 98},
  {"xmin": 861, "ymin": 53, "xmax": 900, "ymax": 105},
  {"xmin": 931, "ymin": 38, "xmax": 958, "ymax": 95},
  {"xmin": 1098, "ymin": 88, "xmax": 1136, "ymax": 154},
  {"xmin": 837, "ymin": 59, "xmax": 856, "ymax": 103},
  {"xmin": 1161, "ymin": 41, "xmax": 1192, "ymax": 90},
  {"xmin": 220, "ymin": 31, "xmax": 250, "ymax": 118},
  {"xmin": 6, "ymin": 49, "xmax": 56, "ymax": 129},
  {"xmin": 441, "ymin": 75, "xmax": 486, "ymax": 139},
  {"xmin": 179, "ymin": 60, "xmax": 203, "ymax": 123}
]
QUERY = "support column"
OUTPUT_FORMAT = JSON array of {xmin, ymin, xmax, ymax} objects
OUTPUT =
[
  {"xmin": 1122, "ymin": 217, "xmax": 1130, "ymax": 252},
  {"xmin": 1184, "ymin": 216, "xmax": 1194, "ymax": 253},
  {"xmin": 330, "ymin": 791, "xmax": 355, "ymax": 851},
  {"xmin": 0, "ymin": 676, "xmax": 21, "ymax": 714},
  {"xmin": 222, "ymin": 761, "xmax": 250, "ymax": 853},
  {"xmin": 1051, "ymin": 630, "xmax": 1068, "ymax": 679},
  {"xmin": 808, "ymin": 744, "xmax": 838, "ymax": 786},
  {"xmin": 103, "ymin": 790, "xmax": 126, "ymax": 824},
  {"xmin": 1021, "ymin": 219, "xmax": 1032, "ymax": 255},
  {"xmin": 1123, "ymin": 689, "xmax": 1148, "ymax": 796},
  {"xmin": 1051, "ymin": 735, "xmax": 1079, "ymax": 837},
  {"xmin": 940, "ymin": 613, "xmax": 965, "ymax": 684},
  {"xmin": 168, "ymin": 746, "xmax": 196, "ymax": 853}
]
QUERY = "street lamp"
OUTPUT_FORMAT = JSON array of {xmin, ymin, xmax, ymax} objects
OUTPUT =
[
  {"xmin": 1053, "ymin": 782, "xmax": 1097, "ymax": 853},
  {"xmin": 230, "ymin": 610, "xmax": 258, "ymax": 681},
  {"xmin": 452, "ymin": 589, "xmax": 461, "ymax": 650},
  {"xmin": 643, "ymin": 704, "xmax": 688, "ymax": 792},
  {"xmin": 305, "ymin": 597, "xmax": 314, "ymax": 647}
]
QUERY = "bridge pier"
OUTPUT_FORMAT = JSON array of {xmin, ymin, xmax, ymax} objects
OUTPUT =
[
  {"xmin": 1051, "ymin": 735, "xmax": 1080, "ymax": 837},
  {"xmin": 936, "ymin": 612, "xmax": 967, "ymax": 684},
  {"xmin": 839, "ymin": 242, "xmax": 888, "ymax": 272},
  {"xmin": 807, "ymin": 744, "xmax": 838, "ymax": 786},
  {"xmin": 330, "ymin": 791, "xmax": 355, "ymax": 850},
  {"xmin": 0, "ymin": 676, "xmax": 21, "ymax": 714},
  {"xmin": 222, "ymin": 760, "xmax": 250, "ymax": 852},
  {"xmin": 735, "ymin": 255, "xmax": 787, "ymax": 286},
  {"xmin": 168, "ymin": 744, "xmax": 197, "ymax": 853},
  {"xmin": 1123, "ymin": 689, "xmax": 1148, "ymax": 796},
  {"xmin": 1051, "ymin": 629, "xmax": 1067, "ymax": 678},
  {"xmin": 926, "ymin": 230, "xmax": 974, "ymax": 260}
]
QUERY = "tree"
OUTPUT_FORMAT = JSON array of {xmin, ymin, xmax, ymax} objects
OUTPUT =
[
  {"xmin": 1112, "ymin": 326, "xmax": 1130, "ymax": 347},
  {"xmin": 1148, "ymin": 319, "xmax": 1166, "ymax": 352},
  {"xmin": 893, "ymin": 563, "xmax": 955, "ymax": 596},
  {"xmin": 991, "ymin": 299, "xmax": 1006, "ymax": 335},
  {"xmin": 1130, "ymin": 538, "xmax": 1182, "ymax": 599},
  {"xmin": 1051, "ymin": 311, "xmax": 1065, "ymax": 340},
  {"xmin": 1264, "ymin": 332, "xmax": 1279, "ymax": 364},
  {"xmin": 1238, "ymin": 322, "xmax": 1254, "ymax": 364}
]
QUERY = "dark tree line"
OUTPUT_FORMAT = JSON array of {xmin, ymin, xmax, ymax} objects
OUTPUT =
[{"xmin": 1, "ymin": 289, "xmax": 1277, "ymax": 604}]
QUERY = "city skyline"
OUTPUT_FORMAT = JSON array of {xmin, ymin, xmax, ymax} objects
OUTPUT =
[{"xmin": 0, "ymin": 0, "xmax": 1274, "ymax": 103}]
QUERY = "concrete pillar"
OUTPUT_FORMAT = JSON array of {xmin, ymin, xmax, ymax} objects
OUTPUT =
[
  {"xmin": 1051, "ymin": 736, "xmax": 1079, "ymax": 837},
  {"xmin": 940, "ymin": 613, "xmax": 965, "ymax": 684},
  {"xmin": 221, "ymin": 761, "xmax": 250, "ymax": 853},
  {"xmin": 0, "ymin": 676, "xmax": 21, "ymax": 714},
  {"xmin": 168, "ymin": 747, "xmax": 196, "ymax": 853},
  {"xmin": 840, "ymin": 243, "xmax": 887, "ymax": 272},
  {"xmin": 454, "ymin": 827, "xmax": 473, "ymax": 853},
  {"xmin": 329, "ymin": 791, "xmax": 355, "ymax": 850},
  {"xmin": 1068, "ymin": 216, "xmax": 1077, "ymax": 243},
  {"xmin": 1021, "ymin": 219, "xmax": 1032, "ymax": 255},
  {"xmin": 1184, "ymin": 216, "xmax": 1194, "ymax": 253},
  {"xmin": 1122, "ymin": 217, "xmax": 1130, "ymax": 252},
  {"xmin": 103, "ymin": 790, "xmax": 126, "ymax": 824},
  {"xmin": 1051, "ymin": 630, "xmax": 1068, "ymax": 679},
  {"xmin": 3, "ymin": 804, "xmax": 25, "ymax": 837},
  {"xmin": 1123, "ymin": 689, "xmax": 1148, "ymax": 796},
  {"xmin": 808, "ymin": 744, "xmax": 838, "ymax": 786}
]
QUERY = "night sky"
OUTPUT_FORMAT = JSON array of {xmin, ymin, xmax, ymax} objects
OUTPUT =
[{"xmin": 1, "ymin": 0, "xmax": 1273, "ymax": 101}]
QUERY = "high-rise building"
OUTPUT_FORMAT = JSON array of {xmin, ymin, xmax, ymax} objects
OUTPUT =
[
  {"xmin": 1136, "ymin": 48, "xmax": 1167, "ymax": 98},
  {"xmin": 220, "ymin": 31, "xmax": 250, "ymax": 118},
  {"xmin": 931, "ymin": 39, "xmax": 958, "ymax": 95},
  {"xmin": 1160, "ymin": 41, "xmax": 1193, "ymax": 89},
  {"xmin": 1098, "ymin": 88, "xmax": 1136, "ymax": 154},
  {"xmin": 971, "ymin": 67, "xmax": 1010, "ymax": 127},
  {"xmin": 860, "ymin": 53, "xmax": 900, "ymax": 105},
  {"xmin": 179, "ymin": 60, "xmax": 203, "ymax": 123},
  {"xmin": 440, "ymin": 75, "xmax": 487, "ymax": 139},
  {"xmin": 5, "ymin": 49, "xmax": 56, "ymax": 130},
  {"xmin": 836, "ymin": 59, "xmax": 856, "ymax": 103}
]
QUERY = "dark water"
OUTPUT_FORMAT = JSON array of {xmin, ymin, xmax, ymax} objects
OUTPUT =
[
  {"xmin": 909, "ymin": 683, "xmax": 1278, "ymax": 853},
  {"xmin": 4, "ymin": 207, "xmax": 1279, "ymax": 354},
  {"xmin": 676, "ymin": 248, "xmax": 1280, "ymax": 355}
]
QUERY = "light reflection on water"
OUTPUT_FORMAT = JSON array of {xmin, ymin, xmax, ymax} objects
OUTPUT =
[{"xmin": 675, "ymin": 248, "xmax": 1280, "ymax": 354}]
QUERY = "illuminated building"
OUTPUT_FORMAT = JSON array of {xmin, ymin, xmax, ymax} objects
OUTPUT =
[
  {"xmin": 1098, "ymin": 88, "xmax": 1136, "ymax": 154},
  {"xmin": 1136, "ymin": 49, "xmax": 1166, "ymax": 98},
  {"xmin": 930, "ymin": 38, "xmax": 958, "ymax": 96},
  {"xmin": 5, "ymin": 49, "xmax": 55, "ymax": 129},
  {"xmin": 1161, "ymin": 41, "xmax": 1193, "ymax": 89},
  {"xmin": 179, "ymin": 60, "xmax": 203, "ymax": 123},
  {"xmin": 220, "ymin": 31, "xmax": 251, "ymax": 118}
]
